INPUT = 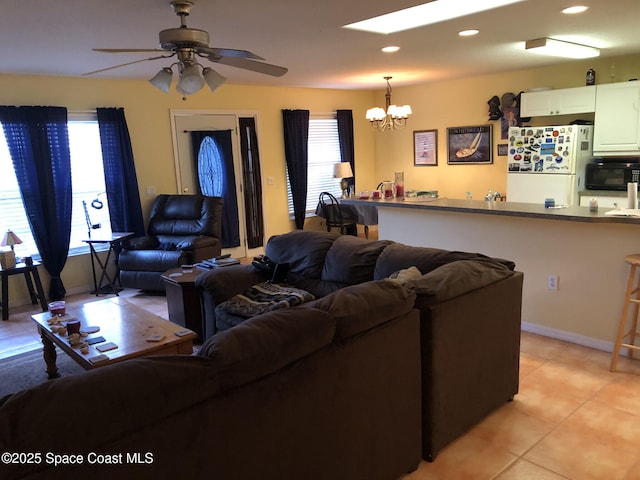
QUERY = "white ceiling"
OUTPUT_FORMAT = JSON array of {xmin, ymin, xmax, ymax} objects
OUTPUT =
[{"xmin": 2, "ymin": 0, "xmax": 640, "ymax": 90}]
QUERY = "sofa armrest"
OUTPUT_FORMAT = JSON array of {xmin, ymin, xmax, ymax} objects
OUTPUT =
[
  {"xmin": 176, "ymin": 235, "xmax": 218, "ymax": 251},
  {"xmin": 196, "ymin": 264, "xmax": 270, "ymax": 304},
  {"xmin": 417, "ymin": 269, "xmax": 523, "ymax": 460},
  {"xmin": 403, "ymin": 259, "xmax": 515, "ymax": 303},
  {"xmin": 122, "ymin": 235, "xmax": 160, "ymax": 250}
]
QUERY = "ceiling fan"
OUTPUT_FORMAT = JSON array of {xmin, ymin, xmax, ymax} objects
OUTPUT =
[{"xmin": 84, "ymin": 0, "xmax": 288, "ymax": 95}]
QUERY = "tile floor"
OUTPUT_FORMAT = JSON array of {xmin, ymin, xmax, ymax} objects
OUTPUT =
[{"xmin": 3, "ymin": 290, "xmax": 640, "ymax": 479}]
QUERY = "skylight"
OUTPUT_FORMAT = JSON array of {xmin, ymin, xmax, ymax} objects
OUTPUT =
[{"xmin": 343, "ymin": 0, "xmax": 526, "ymax": 35}]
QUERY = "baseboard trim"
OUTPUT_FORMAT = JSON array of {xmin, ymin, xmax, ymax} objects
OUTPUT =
[
  {"xmin": 9, "ymin": 284, "xmax": 95, "ymax": 309},
  {"xmin": 522, "ymin": 321, "xmax": 614, "ymax": 353}
]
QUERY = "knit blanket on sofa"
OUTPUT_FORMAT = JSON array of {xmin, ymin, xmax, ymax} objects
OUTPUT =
[{"xmin": 217, "ymin": 282, "xmax": 315, "ymax": 319}]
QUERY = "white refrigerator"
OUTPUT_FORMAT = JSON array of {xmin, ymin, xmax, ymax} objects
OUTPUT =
[{"xmin": 506, "ymin": 125, "xmax": 593, "ymax": 205}]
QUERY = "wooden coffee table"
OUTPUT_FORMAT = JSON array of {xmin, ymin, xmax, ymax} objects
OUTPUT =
[{"xmin": 31, "ymin": 297, "xmax": 197, "ymax": 379}]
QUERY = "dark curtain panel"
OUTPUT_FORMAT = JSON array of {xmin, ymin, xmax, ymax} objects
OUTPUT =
[
  {"xmin": 337, "ymin": 110, "xmax": 355, "ymax": 190},
  {"xmin": 190, "ymin": 130, "xmax": 240, "ymax": 248},
  {"xmin": 96, "ymin": 108, "xmax": 145, "ymax": 237},
  {"xmin": 282, "ymin": 109, "xmax": 309, "ymax": 230},
  {"xmin": 239, "ymin": 118, "xmax": 264, "ymax": 248},
  {"xmin": 0, "ymin": 106, "xmax": 72, "ymax": 300}
]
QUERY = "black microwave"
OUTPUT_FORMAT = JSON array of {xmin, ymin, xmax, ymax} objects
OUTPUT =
[{"xmin": 586, "ymin": 162, "xmax": 640, "ymax": 190}]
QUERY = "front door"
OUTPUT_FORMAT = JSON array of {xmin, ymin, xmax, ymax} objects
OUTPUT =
[{"xmin": 171, "ymin": 112, "xmax": 247, "ymax": 259}]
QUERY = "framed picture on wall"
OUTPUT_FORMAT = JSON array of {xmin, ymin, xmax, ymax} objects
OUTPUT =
[
  {"xmin": 413, "ymin": 129, "xmax": 438, "ymax": 166},
  {"xmin": 446, "ymin": 124, "xmax": 493, "ymax": 164}
]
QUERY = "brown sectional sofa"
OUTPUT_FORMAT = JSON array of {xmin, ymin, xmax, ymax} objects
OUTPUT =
[
  {"xmin": 0, "ymin": 280, "xmax": 422, "ymax": 480},
  {"xmin": 0, "ymin": 230, "xmax": 523, "ymax": 479},
  {"xmin": 197, "ymin": 230, "xmax": 524, "ymax": 460}
]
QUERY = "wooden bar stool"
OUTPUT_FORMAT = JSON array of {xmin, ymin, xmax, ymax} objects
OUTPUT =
[{"xmin": 611, "ymin": 254, "xmax": 640, "ymax": 371}]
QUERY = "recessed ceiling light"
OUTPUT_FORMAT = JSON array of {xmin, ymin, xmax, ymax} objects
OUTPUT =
[
  {"xmin": 562, "ymin": 6, "xmax": 588, "ymax": 14},
  {"xmin": 381, "ymin": 46, "xmax": 400, "ymax": 53},
  {"xmin": 343, "ymin": 0, "xmax": 526, "ymax": 35},
  {"xmin": 459, "ymin": 29, "xmax": 480, "ymax": 37}
]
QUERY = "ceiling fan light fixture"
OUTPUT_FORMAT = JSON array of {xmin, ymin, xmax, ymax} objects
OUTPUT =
[
  {"xmin": 177, "ymin": 63, "xmax": 205, "ymax": 95},
  {"xmin": 87, "ymin": 0, "xmax": 287, "ymax": 94},
  {"xmin": 202, "ymin": 67, "xmax": 227, "ymax": 92},
  {"xmin": 149, "ymin": 67, "xmax": 173, "ymax": 93}
]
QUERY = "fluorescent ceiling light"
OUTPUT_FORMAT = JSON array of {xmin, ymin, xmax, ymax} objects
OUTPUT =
[
  {"xmin": 343, "ymin": 0, "xmax": 525, "ymax": 34},
  {"xmin": 525, "ymin": 37, "xmax": 600, "ymax": 59}
]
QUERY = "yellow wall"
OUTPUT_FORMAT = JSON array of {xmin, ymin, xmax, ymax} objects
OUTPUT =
[
  {"xmin": 0, "ymin": 75, "xmax": 376, "ymax": 303},
  {"xmin": 2, "ymin": 53, "xmax": 640, "ymax": 305},
  {"xmin": 373, "ymin": 53, "xmax": 640, "ymax": 200}
]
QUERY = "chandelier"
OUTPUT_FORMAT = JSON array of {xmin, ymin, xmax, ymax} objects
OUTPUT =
[
  {"xmin": 366, "ymin": 76, "xmax": 412, "ymax": 131},
  {"xmin": 149, "ymin": 49, "xmax": 226, "ymax": 96}
]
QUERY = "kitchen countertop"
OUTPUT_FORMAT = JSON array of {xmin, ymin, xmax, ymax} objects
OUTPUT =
[{"xmin": 341, "ymin": 197, "xmax": 640, "ymax": 225}]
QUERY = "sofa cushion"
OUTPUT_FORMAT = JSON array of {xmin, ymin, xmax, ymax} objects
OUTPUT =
[
  {"xmin": 305, "ymin": 280, "xmax": 416, "ymax": 341},
  {"xmin": 403, "ymin": 259, "xmax": 515, "ymax": 303},
  {"xmin": 265, "ymin": 230, "xmax": 339, "ymax": 279},
  {"xmin": 216, "ymin": 282, "xmax": 315, "ymax": 319},
  {"xmin": 374, "ymin": 242, "xmax": 515, "ymax": 280},
  {"xmin": 322, "ymin": 236, "xmax": 391, "ymax": 285},
  {"xmin": 0, "ymin": 355, "xmax": 221, "ymax": 457},
  {"xmin": 198, "ymin": 307, "xmax": 335, "ymax": 390}
]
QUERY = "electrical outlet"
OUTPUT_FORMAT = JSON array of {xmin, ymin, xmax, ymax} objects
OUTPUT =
[{"xmin": 547, "ymin": 274, "xmax": 559, "ymax": 291}]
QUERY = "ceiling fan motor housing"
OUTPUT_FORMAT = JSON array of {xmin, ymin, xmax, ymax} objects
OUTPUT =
[{"xmin": 159, "ymin": 28, "xmax": 210, "ymax": 50}]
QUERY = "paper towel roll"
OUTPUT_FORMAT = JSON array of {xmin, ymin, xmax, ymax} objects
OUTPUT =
[{"xmin": 628, "ymin": 182, "xmax": 638, "ymax": 209}]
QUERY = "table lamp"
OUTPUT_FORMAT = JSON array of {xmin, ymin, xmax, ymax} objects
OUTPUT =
[
  {"xmin": 333, "ymin": 162, "xmax": 354, "ymax": 198},
  {"xmin": 0, "ymin": 229, "xmax": 22, "ymax": 269}
]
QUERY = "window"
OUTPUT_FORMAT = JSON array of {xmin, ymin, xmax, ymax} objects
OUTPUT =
[
  {"xmin": 286, "ymin": 114, "xmax": 343, "ymax": 215},
  {"xmin": 0, "ymin": 113, "xmax": 110, "ymax": 259}
]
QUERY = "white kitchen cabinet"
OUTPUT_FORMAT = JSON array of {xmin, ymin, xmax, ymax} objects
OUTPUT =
[
  {"xmin": 593, "ymin": 81, "xmax": 640, "ymax": 155},
  {"xmin": 579, "ymin": 193, "xmax": 626, "ymax": 208},
  {"xmin": 521, "ymin": 86, "xmax": 596, "ymax": 117}
]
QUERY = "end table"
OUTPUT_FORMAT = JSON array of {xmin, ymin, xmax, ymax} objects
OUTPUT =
[
  {"xmin": 1, "ymin": 261, "xmax": 48, "ymax": 321},
  {"xmin": 83, "ymin": 232, "xmax": 134, "ymax": 295},
  {"xmin": 161, "ymin": 267, "xmax": 205, "ymax": 343}
]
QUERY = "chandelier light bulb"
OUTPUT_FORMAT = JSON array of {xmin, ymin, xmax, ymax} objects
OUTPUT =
[{"xmin": 366, "ymin": 77, "xmax": 412, "ymax": 131}]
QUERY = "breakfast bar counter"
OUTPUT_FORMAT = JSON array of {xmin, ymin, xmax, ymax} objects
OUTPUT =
[
  {"xmin": 342, "ymin": 197, "xmax": 640, "ymax": 354},
  {"xmin": 341, "ymin": 197, "xmax": 640, "ymax": 225}
]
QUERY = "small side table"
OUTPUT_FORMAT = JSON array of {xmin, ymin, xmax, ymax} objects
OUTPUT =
[
  {"xmin": 1, "ymin": 261, "xmax": 48, "ymax": 321},
  {"xmin": 83, "ymin": 232, "xmax": 134, "ymax": 296},
  {"xmin": 161, "ymin": 267, "xmax": 205, "ymax": 343}
]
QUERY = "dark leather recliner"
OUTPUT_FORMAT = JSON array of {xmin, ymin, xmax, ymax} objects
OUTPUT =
[{"xmin": 119, "ymin": 194, "xmax": 223, "ymax": 291}]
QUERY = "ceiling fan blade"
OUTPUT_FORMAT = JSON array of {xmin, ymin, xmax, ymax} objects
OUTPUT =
[
  {"xmin": 197, "ymin": 46, "xmax": 264, "ymax": 61},
  {"xmin": 214, "ymin": 56, "xmax": 288, "ymax": 77},
  {"xmin": 82, "ymin": 54, "xmax": 173, "ymax": 76},
  {"xmin": 93, "ymin": 48, "xmax": 167, "ymax": 53}
]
